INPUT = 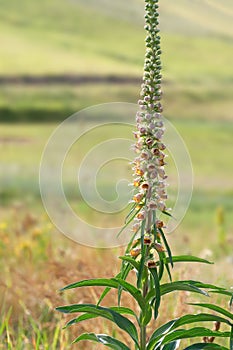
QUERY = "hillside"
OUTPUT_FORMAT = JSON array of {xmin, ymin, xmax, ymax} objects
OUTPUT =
[{"xmin": 0, "ymin": 0, "xmax": 232, "ymax": 78}]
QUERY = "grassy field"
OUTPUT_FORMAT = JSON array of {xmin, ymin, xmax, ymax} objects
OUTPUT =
[
  {"xmin": 0, "ymin": 0, "xmax": 233, "ymax": 348},
  {"xmin": 0, "ymin": 0, "xmax": 232, "ymax": 121},
  {"xmin": 1, "ymin": 120, "xmax": 232, "ymax": 347}
]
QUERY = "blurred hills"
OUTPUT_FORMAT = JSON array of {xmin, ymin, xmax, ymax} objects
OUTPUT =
[
  {"xmin": 0, "ymin": 0, "xmax": 232, "ymax": 122},
  {"xmin": 0, "ymin": 0, "xmax": 232, "ymax": 76}
]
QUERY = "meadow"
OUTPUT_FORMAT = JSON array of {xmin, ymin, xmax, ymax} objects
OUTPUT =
[{"xmin": 0, "ymin": 0, "xmax": 233, "ymax": 348}]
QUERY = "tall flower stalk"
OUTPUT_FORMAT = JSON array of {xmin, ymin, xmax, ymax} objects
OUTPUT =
[{"xmin": 56, "ymin": 1, "xmax": 233, "ymax": 349}]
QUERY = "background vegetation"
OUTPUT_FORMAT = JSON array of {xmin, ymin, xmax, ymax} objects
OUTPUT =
[{"xmin": 0, "ymin": 0, "xmax": 232, "ymax": 348}]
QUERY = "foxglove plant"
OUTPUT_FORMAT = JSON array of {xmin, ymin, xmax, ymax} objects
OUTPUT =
[{"xmin": 56, "ymin": 0, "xmax": 233, "ymax": 349}]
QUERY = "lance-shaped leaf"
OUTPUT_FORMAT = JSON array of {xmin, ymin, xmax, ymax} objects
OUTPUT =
[
  {"xmin": 189, "ymin": 303, "xmax": 233, "ymax": 321},
  {"xmin": 64, "ymin": 306, "xmax": 138, "ymax": 328},
  {"xmin": 60, "ymin": 278, "xmax": 118, "ymax": 292},
  {"xmin": 137, "ymin": 219, "xmax": 146, "ymax": 289},
  {"xmin": 56, "ymin": 304, "xmax": 139, "ymax": 347},
  {"xmin": 60, "ymin": 277, "xmax": 145, "ymax": 311},
  {"xmin": 73, "ymin": 333, "xmax": 131, "ymax": 350},
  {"xmin": 162, "ymin": 255, "xmax": 213, "ymax": 265},
  {"xmin": 184, "ymin": 344, "xmax": 229, "ymax": 350},
  {"xmin": 161, "ymin": 281, "xmax": 209, "ymax": 296},
  {"xmin": 113, "ymin": 277, "xmax": 145, "ymax": 310},
  {"xmin": 161, "ymin": 327, "xmax": 230, "ymax": 344},
  {"xmin": 119, "ymin": 256, "xmax": 140, "ymax": 271},
  {"xmin": 147, "ymin": 313, "xmax": 230, "ymax": 350},
  {"xmin": 230, "ymin": 325, "xmax": 233, "ymax": 350},
  {"xmin": 145, "ymin": 281, "xmax": 208, "ymax": 307},
  {"xmin": 64, "ymin": 313, "xmax": 97, "ymax": 328},
  {"xmin": 118, "ymin": 262, "xmax": 132, "ymax": 306},
  {"xmin": 159, "ymin": 228, "xmax": 173, "ymax": 268},
  {"xmin": 162, "ymin": 341, "xmax": 180, "ymax": 350},
  {"xmin": 147, "ymin": 320, "xmax": 177, "ymax": 350},
  {"xmin": 182, "ymin": 280, "xmax": 227, "ymax": 291},
  {"xmin": 149, "ymin": 267, "xmax": 161, "ymax": 320}
]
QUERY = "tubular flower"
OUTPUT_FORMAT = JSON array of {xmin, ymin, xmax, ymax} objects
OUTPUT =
[{"xmin": 132, "ymin": 0, "xmax": 168, "ymax": 232}]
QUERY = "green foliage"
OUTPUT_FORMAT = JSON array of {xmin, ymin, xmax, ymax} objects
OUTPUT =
[{"xmin": 55, "ymin": 0, "xmax": 233, "ymax": 349}]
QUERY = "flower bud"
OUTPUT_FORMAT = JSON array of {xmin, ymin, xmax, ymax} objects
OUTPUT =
[
  {"xmin": 148, "ymin": 201, "xmax": 157, "ymax": 209},
  {"xmin": 137, "ymin": 210, "xmax": 146, "ymax": 220},
  {"xmin": 133, "ymin": 193, "xmax": 144, "ymax": 203},
  {"xmin": 136, "ymin": 168, "xmax": 144, "ymax": 176},
  {"xmin": 130, "ymin": 248, "xmax": 141, "ymax": 257},
  {"xmin": 154, "ymin": 242, "xmax": 166, "ymax": 252},
  {"xmin": 141, "ymin": 182, "xmax": 150, "ymax": 190},
  {"xmin": 132, "ymin": 222, "xmax": 140, "ymax": 232},
  {"xmin": 144, "ymin": 236, "xmax": 152, "ymax": 245},
  {"xmin": 156, "ymin": 220, "xmax": 164, "ymax": 228},
  {"xmin": 147, "ymin": 260, "xmax": 157, "ymax": 268}
]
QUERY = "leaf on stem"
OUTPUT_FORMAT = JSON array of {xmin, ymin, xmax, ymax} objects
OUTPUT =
[
  {"xmin": 183, "ymin": 343, "xmax": 229, "ymax": 350},
  {"xmin": 149, "ymin": 267, "xmax": 161, "ymax": 320},
  {"xmin": 162, "ymin": 341, "xmax": 180, "ymax": 350},
  {"xmin": 137, "ymin": 219, "xmax": 146, "ymax": 289},
  {"xmin": 56, "ymin": 304, "xmax": 139, "ymax": 347},
  {"xmin": 147, "ymin": 313, "xmax": 231, "ymax": 349},
  {"xmin": 72, "ymin": 333, "xmax": 131, "ymax": 350},
  {"xmin": 162, "ymin": 255, "xmax": 213, "ymax": 265},
  {"xmin": 119, "ymin": 256, "xmax": 140, "ymax": 271},
  {"xmin": 160, "ymin": 281, "xmax": 209, "ymax": 297},
  {"xmin": 161, "ymin": 327, "xmax": 230, "ymax": 344},
  {"xmin": 189, "ymin": 303, "xmax": 233, "ymax": 321},
  {"xmin": 159, "ymin": 228, "xmax": 173, "ymax": 268}
]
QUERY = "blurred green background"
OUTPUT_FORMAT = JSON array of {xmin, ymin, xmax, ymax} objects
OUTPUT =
[{"xmin": 0, "ymin": 0, "xmax": 232, "ymax": 254}]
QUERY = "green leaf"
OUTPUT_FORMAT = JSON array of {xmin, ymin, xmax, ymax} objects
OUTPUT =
[
  {"xmin": 209, "ymin": 289, "xmax": 233, "ymax": 297},
  {"xmin": 145, "ymin": 281, "xmax": 208, "ymax": 307},
  {"xmin": 119, "ymin": 256, "xmax": 140, "ymax": 271},
  {"xmin": 112, "ymin": 277, "xmax": 146, "ymax": 311},
  {"xmin": 230, "ymin": 325, "xmax": 233, "ymax": 350},
  {"xmin": 97, "ymin": 287, "xmax": 111, "ymax": 306},
  {"xmin": 56, "ymin": 304, "xmax": 139, "ymax": 346},
  {"xmin": 161, "ymin": 327, "xmax": 230, "ymax": 344},
  {"xmin": 170, "ymin": 313, "xmax": 231, "ymax": 329},
  {"xmin": 164, "ymin": 259, "xmax": 172, "ymax": 282},
  {"xmin": 160, "ymin": 281, "xmax": 209, "ymax": 297},
  {"xmin": 162, "ymin": 341, "xmax": 180, "ymax": 350},
  {"xmin": 118, "ymin": 262, "xmax": 132, "ymax": 306},
  {"xmin": 182, "ymin": 280, "xmax": 226, "ymax": 291},
  {"xmin": 162, "ymin": 210, "xmax": 173, "ymax": 218},
  {"xmin": 124, "ymin": 202, "xmax": 137, "ymax": 224},
  {"xmin": 146, "ymin": 313, "xmax": 230, "ymax": 349},
  {"xmin": 162, "ymin": 255, "xmax": 213, "ymax": 265},
  {"xmin": 64, "ymin": 313, "xmax": 97, "ymax": 328},
  {"xmin": 118, "ymin": 206, "xmax": 141, "ymax": 238},
  {"xmin": 62, "ymin": 277, "xmax": 145, "ymax": 309},
  {"xmin": 149, "ymin": 267, "xmax": 161, "ymax": 320},
  {"xmin": 73, "ymin": 333, "xmax": 131, "ymax": 350},
  {"xmin": 159, "ymin": 229, "xmax": 173, "ymax": 268},
  {"xmin": 158, "ymin": 252, "xmax": 165, "ymax": 280},
  {"xmin": 60, "ymin": 277, "xmax": 145, "ymax": 312},
  {"xmin": 189, "ymin": 303, "xmax": 233, "ymax": 321},
  {"xmin": 137, "ymin": 219, "xmax": 146, "ymax": 289},
  {"xmin": 147, "ymin": 320, "xmax": 177, "ymax": 350},
  {"xmin": 60, "ymin": 278, "xmax": 118, "ymax": 291},
  {"xmin": 125, "ymin": 230, "xmax": 138, "ymax": 254},
  {"xmin": 64, "ymin": 307, "xmax": 138, "ymax": 328},
  {"xmin": 230, "ymin": 293, "xmax": 233, "ymax": 307},
  {"xmin": 184, "ymin": 343, "xmax": 229, "ymax": 350},
  {"xmin": 110, "ymin": 306, "xmax": 138, "ymax": 320}
]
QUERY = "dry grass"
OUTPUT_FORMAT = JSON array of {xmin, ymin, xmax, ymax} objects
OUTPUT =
[{"xmin": 0, "ymin": 203, "xmax": 231, "ymax": 348}]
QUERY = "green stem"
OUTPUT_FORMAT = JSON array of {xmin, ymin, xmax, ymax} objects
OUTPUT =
[
  {"xmin": 140, "ymin": 243, "xmax": 151, "ymax": 349},
  {"xmin": 140, "ymin": 324, "xmax": 146, "ymax": 350},
  {"xmin": 140, "ymin": 270, "xmax": 148, "ymax": 350}
]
